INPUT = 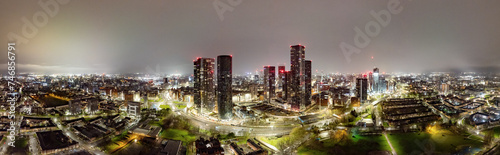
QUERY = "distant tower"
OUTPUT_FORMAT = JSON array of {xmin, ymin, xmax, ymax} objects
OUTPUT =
[
  {"xmin": 217, "ymin": 55, "xmax": 233, "ymax": 120},
  {"xmin": 379, "ymin": 75, "xmax": 386, "ymax": 93},
  {"xmin": 285, "ymin": 71, "xmax": 292, "ymax": 102},
  {"xmin": 373, "ymin": 67, "xmax": 379, "ymax": 93},
  {"xmin": 163, "ymin": 77, "xmax": 168, "ymax": 84},
  {"xmin": 193, "ymin": 58, "xmax": 215, "ymax": 114},
  {"xmin": 278, "ymin": 66, "xmax": 286, "ymax": 92},
  {"xmin": 264, "ymin": 66, "xmax": 276, "ymax": 103},
  {"xmin": 368, "ymin": 72, "xmax": 373, "ymax": 92}
]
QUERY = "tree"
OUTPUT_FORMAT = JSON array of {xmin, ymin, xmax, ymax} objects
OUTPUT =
[
  {"xmin": 290, "ymin": 127, "xmax": 307, "ymax": 139},
  {"xmin": 276, "ymin": 136, "xmax": 290, "ymax": 150},
  {"xmin": 330, "ymin": 129, "xmax": 349, "ymax": 145},
  {"xmin": 311, "ymin": 125, "xmax": 320, "ymax": 135},
  {"xmin": 162, "ymin": 116, "xmax": 174, "ymax": 129},
  {"xmin": 350, "ymin": 110, "xmax": 358, "ymax": 117},
  {"xmin": 227, "ymin": 132, "xmax": 235, "ymax": 139},
  {"xmin": 372, "ymin": 114, "xmax": 377, "ymax": 123},
  {"xmin": 327, "ymin": 121, "xmax": 339, "ymax": 130}
]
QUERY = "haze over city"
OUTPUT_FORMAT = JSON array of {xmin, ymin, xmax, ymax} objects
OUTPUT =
[
  {"xmin": 2, "ymin": 1, "xmax": 500, "ymax": 155},
  {"xmin": 1, "ymin": 0, "xmax": 500, "ymax": 74}
]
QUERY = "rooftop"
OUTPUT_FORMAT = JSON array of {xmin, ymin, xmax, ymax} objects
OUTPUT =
[{"xmin": 36, "ymin": 130, "xmax": 78, "ymax": 151}]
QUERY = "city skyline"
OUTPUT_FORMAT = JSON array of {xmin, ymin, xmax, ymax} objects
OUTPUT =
[
  {"xmin": 3, "ymin": 1, "xmax": 500, "ymax": 155},
  {"xmin": 2, "ymin": 0, "xmax": 500, "ymax": 75}
]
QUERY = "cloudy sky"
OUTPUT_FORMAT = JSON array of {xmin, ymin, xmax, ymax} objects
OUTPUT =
[{"xmin": 1, "ymin": 0, "xmax": 499, "ymax": 75}]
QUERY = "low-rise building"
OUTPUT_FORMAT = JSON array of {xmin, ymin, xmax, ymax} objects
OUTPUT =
[
  {"xmin": 195, "ymin": 138, "xmax": 224, "ymax": 155},
  {"xmin": 158, "ymin": 140, "xmax": 182, "ymax": 155},
  {"xmin": 36, "ymin": 130, "xmax": 78, "ymax": 155}
]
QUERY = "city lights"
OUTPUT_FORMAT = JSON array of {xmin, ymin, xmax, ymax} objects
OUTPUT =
[{"xmin": 2, "ymin": 1, "xmax": 500, "ymax": 155}]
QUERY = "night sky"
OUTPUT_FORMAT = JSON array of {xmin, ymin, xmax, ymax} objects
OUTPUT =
[{"xmin": 1, "ymin": 0, "xmax": 499, "ymax": 75}]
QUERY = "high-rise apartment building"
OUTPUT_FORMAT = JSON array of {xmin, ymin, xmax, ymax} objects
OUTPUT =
[
  {"xmin": 194, "ymin": 58, "xmax": 215, "ymax": 114},
  {"xmin": 263, "ymin": 66, "xmax": 276, "ymax": 103},
  {"xmin": 304, "ymin": 60, "xmax": 312, "ymax": 108},
  {"xmin": 217, "ymin": 55, "xmax": 233, "ymax": 120},
  {"xmin": 290, "ymin": 45, "xmax": 311, "ymax": 111},
  {"xmin": 356, "ymin": 78, "xmax": 368, "ymax": 103},
  {"xmin": 278, "ymin": 66, "xmax": 286, "ymax": 92}
]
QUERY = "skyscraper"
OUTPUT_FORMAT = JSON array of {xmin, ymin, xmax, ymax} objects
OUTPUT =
[
  {"xmin": 356, "ymin": 78, "xmax": 368, "ymax": 103},
  {"xmin": 290, "ymin": 45, "xmax": 309, "ymax": 111},
  {"xmin": 263, "ymin": 66, "xmax": 276, "ymax": 103},
  {"xmin": 284, "ymin": 71, "xmax": 291, "ymax": 101},
  {"xmin": 304, "ymin": 60, "xmax": 312, "ymax": 108},
  {"xmin": 217, "ymin": 55, "xmax": 233, "ymax": 120},
  {"xmin": 373, "ymin": 68, "xmax": 379, "ymax": 93},
  {"xmin": 278, "ymin": 66, "xmax": 286, "ymax": 92},
  {"xmin": 379, "ymin": 76, "xmax": 386, "ymax": 93},
  {"xmin": 368, "ymin": 71, "xmax": 373, "ymax": 92},
  {"xmin": 194, "ymin": 58, "xmax": 215, "ymax": 114}
]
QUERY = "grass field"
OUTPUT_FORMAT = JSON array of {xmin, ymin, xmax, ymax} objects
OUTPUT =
[
  {"xmin": 84, "ymin": 116, "xmax": 97, "ymax": 121},
  {"xmin": 298, "ymin": 134, "xmax": 391, "ymax": 155},
  {"xmin": 236, "ymin": 138, "xmax": 248, "ymax": 145},
  {"xmin": 175, "ymin": 104, "xmax": 187, "ymax": 109},
  {"xmin": 257, "ymin": 137, "xmax": 281, "ymax": 147},
  {"xmin": 491, "ymin": 126, "xmax": 500, "ymax": 138},
  {"xmin": 102, "ymin": 130, "xmax": 131, "ymax": 152},
  {"xmin": 365, "ymin": 115, "xmax": 372, "ymax": 119},
  {"xmin": 387, "ymin": 131, "xmax": 483, "ymax": 154},
  {"xmin": 10, "ymin": 137, "xmax": 29, "ymax": 154},
  {"xmin": 159, "ymin": 129, "xmax": 197, "ymax": 145},
  {"xmin": 298, "ymin": 127, "xmax": 484, "ymax": 155},
  {"xmin": 148, "ymin": 98, "xmax": 164, "ymax": 103},
  {"xmin": 14, "ymin": 137, "xmax": 28, "ymax": 148},
  {"xmin": 159, "ymin": 104, "xmax": 170, "ymax": 109}
]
